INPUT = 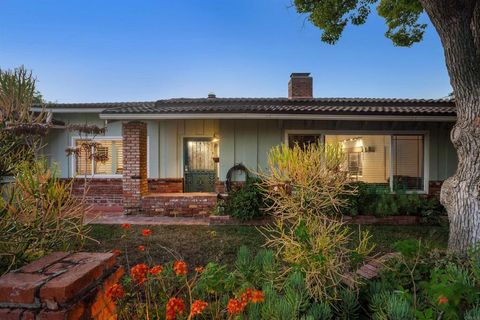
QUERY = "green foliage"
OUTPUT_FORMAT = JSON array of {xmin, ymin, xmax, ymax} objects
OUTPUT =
[
  {"xmin": 377, "ymin": 0, "xmax": 426, "ymax": 46},
  {"xmin": 293, "ymin": 0, "xmax": 426, "ymax": 47},
  {"xmin": 302, "ymin": 302, "xmax": 333, "ymax": 320},
  {"xmin": 465, "ymin": 305, "xmax": 480, "ymax": 320},
  {"xmin": 260, "ymin": 142, "xmax": 374, "ymax": 302},
  {"xmin": 364, "ymin": 240, "xmax": 480, "ymax": 320},
  {"xmin": 343, "ymin": 182, "xmax": 446, "ymax": 222},
  {"xmin": 224, "ymin": 177, "xmax": 267, "ymax": 221},
  {"xmin": 370, "ymin": 290, "xmax": 414, "ymax": 320},
  {"xmin": 0, "ymin": 66, "xmax": 47, "ymax": 179},
  {"xmin": 337, "ymin": 288, "xmax": 360, "ymax": 319},
  {"xmin": 0, "ymin": 160, "xmax": 89, "ymax": 274}
]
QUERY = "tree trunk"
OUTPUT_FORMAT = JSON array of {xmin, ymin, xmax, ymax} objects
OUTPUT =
[{"xmin": 420, "ymin": 0, "xmax": 480, "ymax": 254}]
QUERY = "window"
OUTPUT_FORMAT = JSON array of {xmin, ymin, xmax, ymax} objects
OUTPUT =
[
  {"xmin": 324, "ymin": 134, "xmax": 425, "ymax": 191},
  {"xmin": 74, "ymin": 139, "xmax": 123, "ymax": 176},
  {"xmin": 325, "ymin": 135, "xmax": 391, "ymax": 185},
  {"xmin": 392, "ymin": 135, "xmax": 424, "ymax": 191},
  {"xmin": 347, "ymin": 152, "xmax": 363, "ymax": 177},
  {"xmin": 288, "ymin": 133, "xmax": 322, "ymax": 149}
]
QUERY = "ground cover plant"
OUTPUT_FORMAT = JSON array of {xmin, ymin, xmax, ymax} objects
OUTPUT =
[{"xmin": 363, "ymin": 240, "xmax": 480, "ymax": 319}]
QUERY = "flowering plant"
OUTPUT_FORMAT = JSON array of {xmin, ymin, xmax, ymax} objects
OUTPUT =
[{"xmin": 108, "ymin": 227, "xmax": 266, "ymax": 319}]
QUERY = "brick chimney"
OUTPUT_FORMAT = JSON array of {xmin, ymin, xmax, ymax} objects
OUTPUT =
[{"xmin": 288, "ymin": 73, "xmax": 313, "ymax": 99}]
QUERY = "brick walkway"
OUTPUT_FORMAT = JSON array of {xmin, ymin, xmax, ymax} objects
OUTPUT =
[{"xmin": 342, "ymin": 252, "xmax": 400, "ymax": 288}]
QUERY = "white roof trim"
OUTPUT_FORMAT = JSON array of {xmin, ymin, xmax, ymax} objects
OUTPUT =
[
  {"xmin": 99, "ymin": 113, "xmax": 456, "ymax": 122},
  {"xmin": 31, "ymin": 107, "xmax": 106, "ymax": 113}
]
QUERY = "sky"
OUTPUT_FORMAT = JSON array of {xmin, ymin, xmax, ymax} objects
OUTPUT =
[{"xmin": 0, "ymin": 0, "xmax": 452, "ymax": 103}]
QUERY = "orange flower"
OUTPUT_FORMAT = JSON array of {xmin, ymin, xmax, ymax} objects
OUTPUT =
[
  {"xmin": 190, "ymin": 300, "xmax": 208, "ymax": 317},
  {"xmin": 111, "ymin": 249, "xmax": 121, "ymax": 256},
  {"xmin": 173, "ymin": 261, "xmax": 188, "ymax": 276},
  {"xmin": 137, "ymin": 245, "xmax": 145, "ymax": 251},
  {"xmin": 241, "ymin": 289, "xmax": 253, "ymax": 303},
  {"xmin": 250, "ymin": 290, "xmax": 265, "ymax": 303},
  {"xmin": 106, "ymin": 283, "xmax": 124, "ymax": 300},
  {"xmin": 149, "ymin": 265, "xmax": 163, "ymax": 275},
  {"xmin": 166, "ymin": 297, "xmax": 185, "ymax": 320},
  {"xmin": 121, "ymin": 223, "xmax": 131, "ymax": 229},
  {"xmin": 438, "ymin": 295, "xmax": 449, "ymax": 305},
  {"xmin": 195, "ymin": 266, "xmax": 204, "ymax": 273},
  {"xmin": 130, "ymin": 263, "xmax": 149, "ymax": 284},
  {"xmin": 227, "ymin": 298, "xmax": 246, "ymax": 315},
  {"xmin": 142, "ymin": 229, "xmax": 152, "ymax": 236}
]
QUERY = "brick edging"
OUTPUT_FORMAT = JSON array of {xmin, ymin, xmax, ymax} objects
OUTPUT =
[
  {"xmin": 0, "ymin": 252, "xmax": 124, "ymax": 319},
  {"xmin": 209, "ymin": 215, "xmax": 421, "ymax": 226}
]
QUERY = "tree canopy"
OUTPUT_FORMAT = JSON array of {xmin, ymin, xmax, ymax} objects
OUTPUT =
[{"xmin": 294, "ymin": 0, "xmax": 428, "ymax": 47}]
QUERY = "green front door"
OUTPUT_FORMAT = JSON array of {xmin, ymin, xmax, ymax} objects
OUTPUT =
[{"xmin": 184, "ymin": 138, "xmax": 216, "ymax": 192}]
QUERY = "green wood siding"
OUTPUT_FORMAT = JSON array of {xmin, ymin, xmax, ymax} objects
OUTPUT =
[{"xmin": 43, "ymin": 115, "xmax": 457, "ymax": 183}]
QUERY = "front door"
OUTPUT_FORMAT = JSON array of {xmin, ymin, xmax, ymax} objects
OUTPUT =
[{"xmin": 184, "ymin": 138, "xmax": 217, "ymax": 192}]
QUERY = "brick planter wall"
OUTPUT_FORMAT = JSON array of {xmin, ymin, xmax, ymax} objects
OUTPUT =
[
  {"xmin": 429, "ymin": 181, "xmax": 443, "ymax": 197},
  {"xmin": 122, "ymin": 121, "xmax": 148, "ymax": 214},
  {"xmin": 343, "ymin": 215, "xmax": 420, "ymax": 225},
  {"xmin": 65, "ymin": 178, "xmax": 124, "ymax": 209},
  {"xmin": 148, "ymin": 178, "xmax": 184, "ymax": 193},
  {"xmin": 142, "ymin": 193, "xmax": 217, "ymax": 217},
  {"xmin": 0, "ymin": 252, "xmax": 123, "ymax": 319}
]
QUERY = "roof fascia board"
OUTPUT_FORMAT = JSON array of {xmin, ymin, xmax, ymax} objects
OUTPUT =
[
  {"xmin": 99, "ymin": 113, "xmax": 456, "ymax": 122},
  {"xmin": 31, "ymin": 107, "xmax": 105, "ymax": 113}
]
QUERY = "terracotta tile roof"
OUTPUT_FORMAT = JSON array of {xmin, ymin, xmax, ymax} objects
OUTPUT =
[{"xmin": 43, "ymin": 97, "xmax": 456, "ymax": 116}]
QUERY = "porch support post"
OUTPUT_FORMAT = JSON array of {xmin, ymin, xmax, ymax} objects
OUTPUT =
[{"xmin": 122, "ymin": 121, "xmax": 148, "ymax": 214}]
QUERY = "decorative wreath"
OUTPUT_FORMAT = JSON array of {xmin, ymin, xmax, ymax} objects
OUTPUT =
[{"xmin": 225, "ymin": 163, "xmax": 250, "ymax": 193}]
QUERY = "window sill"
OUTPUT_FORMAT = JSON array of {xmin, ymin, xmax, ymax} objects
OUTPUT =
[{"xmin": 72, "ymin": 174, "xmax": 123, "ymax": 179}]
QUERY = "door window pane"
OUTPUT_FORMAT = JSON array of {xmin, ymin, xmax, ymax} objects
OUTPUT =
[{"xmin": 392, "ymin": 135, "xmax": 424, "ymax": 191}]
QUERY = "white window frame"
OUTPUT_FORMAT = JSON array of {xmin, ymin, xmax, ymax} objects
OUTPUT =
[
  {"xmin": 284, "ymin": 130, "xmax": 429, "ymax": 194},
  {"xmin": 70, "ymin": 136, "xmax": 123, "ymax": 178}
]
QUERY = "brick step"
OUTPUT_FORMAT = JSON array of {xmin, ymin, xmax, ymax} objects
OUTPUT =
[{"xmin": 141, "ymin": 193, "xmax": 217, "ymax": 217}]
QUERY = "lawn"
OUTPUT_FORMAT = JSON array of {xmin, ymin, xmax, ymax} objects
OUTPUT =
[{"xmin": 84, "ymin": 224, "xmax": 448, "ymax": 268}]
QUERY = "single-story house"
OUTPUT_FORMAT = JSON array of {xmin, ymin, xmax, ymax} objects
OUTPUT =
[{"xmin": 38, "ymin": 73, "xmax": 457, "ymax": 215}]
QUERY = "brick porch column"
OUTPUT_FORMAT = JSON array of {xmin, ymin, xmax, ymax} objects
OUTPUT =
[{"xmin": 122, "ymin": 121, "xmax": 148, "ymax": 214}]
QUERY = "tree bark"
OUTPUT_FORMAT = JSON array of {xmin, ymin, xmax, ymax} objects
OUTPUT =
[{"xmin": 420, "ymin": 0, "xmax": 480, "ymax": 254}]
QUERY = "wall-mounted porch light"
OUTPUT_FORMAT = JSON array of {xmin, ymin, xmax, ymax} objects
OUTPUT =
[{"xmin": 212, "ymin": 133, "xmax": 220, "ymax": 143}]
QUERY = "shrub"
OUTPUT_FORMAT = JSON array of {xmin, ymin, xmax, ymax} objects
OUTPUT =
[
  {"xmin": 259, "ymin": 143, "xmax": 374, "ymax": 301},
  {"xmin": 224, "ymin": 177, "xmax": 267, "ymax": 221},
  {"xmin": 343, "ymin": 181, "xmax": 446, "ymax": 222},
  {"xmin": 0, "ymin": 160, "xmax": 89, "ymax": 274}
]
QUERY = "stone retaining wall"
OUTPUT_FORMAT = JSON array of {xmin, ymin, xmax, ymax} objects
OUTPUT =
[{"xmin": 0, "ymin": 252, "xmax": 123, "ymax": 319}]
